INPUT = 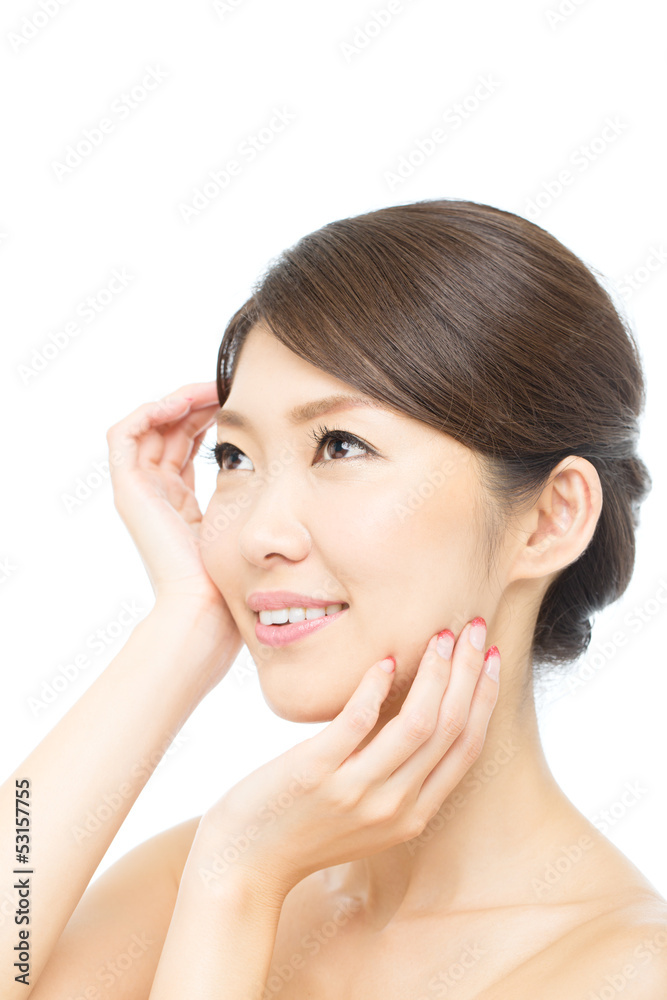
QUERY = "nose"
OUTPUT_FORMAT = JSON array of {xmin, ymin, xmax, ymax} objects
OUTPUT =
[{"xmin": 237, "ymin": 475, "xmax": 312, "ymax": 566}]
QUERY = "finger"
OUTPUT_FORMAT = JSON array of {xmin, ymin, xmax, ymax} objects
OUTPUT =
[
  {"xmin": 310, "ymin": 657, "xmax": 397, "ymax": 773},
  {"xmin": 412, "ymin": 647, "xmax": 500, "ymax": 819},
  {"xmin": 347, "ymin": 618, "xmax": 487, "ymax": 786},
  {"xmin": 179, "ymin": 424, "xmax": 214, "ymax": 493},
  {"xmin": 107, "ymin": 382, "xmax": 218, "ymax": 449},
  {"xmin": 107, "ymin": 382, "xmax": 219, "ymax": 476},
  {"xmin": 160, "ymin": 406, "xmax": 220, "ymax": 473},
  {"xmin": 173, "ymin": 380, "xmax": 220, "ymax": 408},
  {"xmin": 107, "ymin": 392, "xmax": 195, "ymax": 475}
]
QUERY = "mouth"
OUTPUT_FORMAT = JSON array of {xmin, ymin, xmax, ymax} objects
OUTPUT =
[{"xmin": 254, "ymin": 605, "xmax": 349, "ymax": 647}]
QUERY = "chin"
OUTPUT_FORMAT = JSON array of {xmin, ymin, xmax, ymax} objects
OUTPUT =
[
  {"xmin": 252, "ymin": 666, "xmax": 350, "ymax": 723},
  {"xmin": 268, "ymin": 704, "xmax": 337, "ymax": 725},
  {"xmin": 260, "ymin": 689, "xmax": 339, "ymax": 724}
]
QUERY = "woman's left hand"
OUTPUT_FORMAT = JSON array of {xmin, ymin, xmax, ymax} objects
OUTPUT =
[{"xmin": 197, "ymin": 619, "xmax": 500, "ymax": 900}]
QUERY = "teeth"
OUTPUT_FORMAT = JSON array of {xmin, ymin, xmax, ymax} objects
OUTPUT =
[{"xmin": 259, "ymin": 604, "xmax": 345, "ymax": 625}]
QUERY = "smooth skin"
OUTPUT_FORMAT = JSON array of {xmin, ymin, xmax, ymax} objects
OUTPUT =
[
  {"xmin": 199, "ymin": 622, "xmax": 499, "ymax": 896},
  {"xmin": 3, "ymin": 334, "xmax": 666, "ymax": 998},
  {"xmin": 1, "ymin": 376, "xmax": 497, "ymax": 999}
]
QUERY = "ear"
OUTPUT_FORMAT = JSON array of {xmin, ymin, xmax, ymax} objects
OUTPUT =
[{"xmin": 508, "ymin": 456, "xmax": 603, "ymax": 583}]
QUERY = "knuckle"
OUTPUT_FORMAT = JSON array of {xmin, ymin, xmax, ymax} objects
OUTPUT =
[
  {"xmin": 346, "ymin": 702, "xmax": 376, "ymax": 736},
  {"xmin": 368, "ymin": 794, "xmax": 400, "ymax": 826},
  {"xmin": 438, "ymin": 705, "xmax": 467, "ymax": 741},
  {"xmin": 480, "ymin": 677, "xmax": 500, "ymax": 707},
  {"xmin": 404, "ymin": 808, "xmax": 427, "ymax": 840},
  {"xmin": 460, "ymin": 651, "xmax": 483, "ymax": 677},
  {"xmin": 458, "ymin": 728, "xmax": 485, "ymax": 766},
  {"xmin": 402, "ymin": 707, "xmax": 434, "ymax": 743},
  {"xmin": 295, "ymin": 742, "xmax": 327, "ymax": 789},
  {"xmin": 331, "ymin": 778, "xmax": 363, "ymax": 812}
]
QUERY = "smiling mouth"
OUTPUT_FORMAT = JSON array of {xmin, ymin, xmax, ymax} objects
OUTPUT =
[
  {"xmin": 255, "ymin": 604, "xmax": 349, "ymax": 625},
  {"xmin": 253, "ymin": 605, "xmax": 350, "ymax": 647}
]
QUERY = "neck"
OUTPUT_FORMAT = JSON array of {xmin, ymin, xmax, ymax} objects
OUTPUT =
[{"xmin": 324, "ymin": 655, "xmax": 583, "ymax": 927}]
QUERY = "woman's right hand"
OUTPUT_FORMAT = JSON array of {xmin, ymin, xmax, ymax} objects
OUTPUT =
[{"xmin": 106, "ymin": 381, "xmax": 242, "ymax": 654}]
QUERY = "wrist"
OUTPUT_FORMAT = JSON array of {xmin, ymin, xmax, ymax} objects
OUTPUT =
[
  {"xmin": 138, "ymin": 599, "xmax": 243, "ymax": 703},
  {"xmin": 187, "ymin": 812, "xmax": 295, "ymax": 909}
]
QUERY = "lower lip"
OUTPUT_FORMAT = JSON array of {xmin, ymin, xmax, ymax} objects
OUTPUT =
[{"xmin": 254, "ymin": 607, "xmax": 348, "ymax": 647}]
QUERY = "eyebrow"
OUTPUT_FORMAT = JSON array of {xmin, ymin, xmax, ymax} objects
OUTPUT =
[{"xmin": 215, "ymin": 393, "xmax": 387, "ymax": 430}]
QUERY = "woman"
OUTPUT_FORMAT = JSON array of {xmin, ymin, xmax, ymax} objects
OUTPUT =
[{"xmin": 2, "ymin": 198, "xmax": 666, "ymax": 999}]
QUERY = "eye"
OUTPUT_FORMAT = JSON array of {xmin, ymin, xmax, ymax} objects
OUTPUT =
[
  {"xmin": 309, "ymin": 424, "xmax": 375, "ymax": 464},
  {"xmin": 200, "ymin": 424, "xmax": 377, "ymax": 472},
  {"xmin": 208, "ymin": 442, "xmax": 253, "ymax": 472}
]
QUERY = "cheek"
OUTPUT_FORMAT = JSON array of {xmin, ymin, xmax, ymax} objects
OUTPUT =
[
  {"xmin": 318, "ymin": 476, "xmax": 480, "ymax": 641},
  {"xmin": 199, "ymin": 494, "xmax": 240, "ymax": 591}
]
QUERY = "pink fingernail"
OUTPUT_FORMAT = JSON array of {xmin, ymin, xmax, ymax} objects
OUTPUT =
[
  {"xmin": 436, "ymin": 629, "xmax": 455, "ymax": 660},
  {"xmin": 380, "ymin": 656, "xmax": 395, "ymax": 674},
  {"xmin": 484, "ymin": 646, "xmax": 501, "ymax": 680},
  {"xmin": 469, "ymin": 617, "xmax": 487, "ymax": 651}
]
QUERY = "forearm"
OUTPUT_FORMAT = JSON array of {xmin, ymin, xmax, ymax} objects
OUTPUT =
[
  {"xmin": 149, "ymin": 821, "xmax": 288, "ymax": 1000},
  {"xmin": 0, "ymin": 600, "xmax": 237, "ymax": 998}
]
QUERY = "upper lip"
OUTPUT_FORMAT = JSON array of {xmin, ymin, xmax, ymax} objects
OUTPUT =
[{"xmin": 247, "ymin": 591, "xmax": 349, "ymax": 613}]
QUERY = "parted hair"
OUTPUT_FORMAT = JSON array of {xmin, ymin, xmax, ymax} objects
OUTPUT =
[{"xmin": 213, "ymin": 198, "xmax": 651, "ymax": 680}]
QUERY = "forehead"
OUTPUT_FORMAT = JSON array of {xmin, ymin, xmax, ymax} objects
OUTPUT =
[
  {"xmin": 230, "ymin": 323, "xmax": 348, "ymax": 391},
  {"xmin": 222, "ymin": 323, "xmax": 388, "ymax": 420}
]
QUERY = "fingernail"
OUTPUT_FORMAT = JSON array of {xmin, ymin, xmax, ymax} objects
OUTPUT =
[
  {"xmin": 484, "ymin": 646, "xmax": 500, "ymax": 680},
  {"xmin": 436, "ymin": 629, "xmax": 455, "ymax": 660},
  {"xmin": 469, "ymin": 617, "xmax": 486, "ymax": 651},
  {"xmin": 380, "ymin": 656, "xmax": 395, "ymax": 674}
]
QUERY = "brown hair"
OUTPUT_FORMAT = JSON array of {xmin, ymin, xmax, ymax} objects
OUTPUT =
[{"xmin": 211, "ymin": 198, "xmax": 651, "ymax": 680}]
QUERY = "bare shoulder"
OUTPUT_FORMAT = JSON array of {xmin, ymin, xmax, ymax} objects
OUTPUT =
[
  {"xmin": 31, "ymin": 813, "xmax": 206, "ymax": 998},
  {"xmin": 510, "ymin": 894, "xmax": 667, "ymax": 1000},
  {"xmin": 530, "ymin": 822, "xmax": 667, "ymax": 998}
]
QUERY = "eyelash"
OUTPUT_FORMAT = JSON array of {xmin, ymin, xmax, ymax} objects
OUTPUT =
[{"xmin": 202, "ymin": 424, "xmax": 376, "ymax": 471}]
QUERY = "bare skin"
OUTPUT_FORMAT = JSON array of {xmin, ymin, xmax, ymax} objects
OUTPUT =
[
  {"xmin": 14, "ymin": 323, "xmax": 667, "ymax": 998},
  {"xmin": 30, "ymin": 800, "xmax": 665, "ymax": 997}
]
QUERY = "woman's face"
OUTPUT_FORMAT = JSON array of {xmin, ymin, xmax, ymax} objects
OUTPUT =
[{"xmin": 200, "ymin": 323, "xmax": 499, "ymax": 722}]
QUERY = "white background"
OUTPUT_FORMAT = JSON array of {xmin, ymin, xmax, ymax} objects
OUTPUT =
[{"xmin": 1, "ymin": 0, "xmax": 665, "ymax": 897}]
